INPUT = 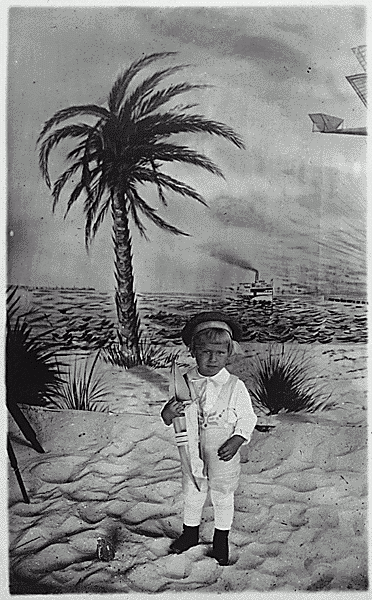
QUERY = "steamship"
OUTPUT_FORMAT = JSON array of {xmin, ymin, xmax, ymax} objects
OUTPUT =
[
  {"xmin": 237, "ymin": 277, "xmax": 274, "ymax": 304},
  {"xmin": 228, "ymin": 272, "xmax": 274, "ymax": 304}
]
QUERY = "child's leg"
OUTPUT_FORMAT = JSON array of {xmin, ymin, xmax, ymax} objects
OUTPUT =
[
  {"xmin": 183, "ymin": 475, "xmax": 208, "ymax": 526},
  {"xmin": 210, "ymin": 489, "xmax": 234, "ymax": 530},
  {"xmin": 210, "ymin": 489, "xmax": 234, "ymax": 565},
  {"xmin": 170, "ymin": 476, "xmax": 207, "ymax": 554}
]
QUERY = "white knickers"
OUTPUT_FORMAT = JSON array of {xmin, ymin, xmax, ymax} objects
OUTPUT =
[{"xmin": 182, "ymin": 474, "xmax": 234, "ymax": 530}]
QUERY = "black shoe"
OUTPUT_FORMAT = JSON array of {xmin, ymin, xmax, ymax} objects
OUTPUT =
[
  {"xmin": 169, "ymin": 525, "xmax": 199, "ymax": 554},
  {"xmin": 211, "ymin": 528, "xmax": 229, "ymax": 566}
]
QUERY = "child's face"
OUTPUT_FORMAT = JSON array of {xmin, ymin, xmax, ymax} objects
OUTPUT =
[{"xmin": 193, "ymin": 341, "xmax": 230, "ymax": 377}]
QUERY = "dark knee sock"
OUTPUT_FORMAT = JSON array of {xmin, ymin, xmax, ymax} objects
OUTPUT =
[
  {"xmin": 211, "ymin": 528, "xmax": 229, "ymax": 565},
  {"xmin": 169, "ymin": 524, "xmax": 199, "ymax": 554}
]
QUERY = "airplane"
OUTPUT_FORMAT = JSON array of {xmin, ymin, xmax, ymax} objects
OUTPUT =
[
  {"xmin": 309, "ymin": 45, "xmax": 367, "ymax": 136},
  {"xmin": 309, "ymin": 113, "xmax": 367, "ymax": 136}
]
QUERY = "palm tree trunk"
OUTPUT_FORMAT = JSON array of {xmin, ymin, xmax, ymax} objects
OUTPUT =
[{"xmin": 112, "ymin": 191, "xmax": 141, "ymax": 361}]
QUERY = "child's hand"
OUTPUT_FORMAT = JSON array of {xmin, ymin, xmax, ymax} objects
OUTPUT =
[
  {"xmin": 161, "ymin": 397, "xmax": 185, "ymax": 425},
  {"xmin": 217, "ymin": 435, "xmax": 246, "ymax": 461}
]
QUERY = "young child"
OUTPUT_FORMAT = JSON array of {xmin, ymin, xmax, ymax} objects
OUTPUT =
[{"xmin": 161, "ymin": 311, "xmax": 257, "ymax": 566}]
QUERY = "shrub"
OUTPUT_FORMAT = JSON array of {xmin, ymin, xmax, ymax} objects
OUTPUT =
[
  {"xmin": 249, "ymin": 344, "xmax": 336, "ymax": 415},
  {"xmin": 6, "ymin": 287, "xmax": 66, "ymax": 407},
  {"xmin": 48, "ymin": 351, "xmax": 109, "ymax": 411},
  {"xmin": 102, "ymin": 337, "xmax": 184, "ymax": 369}
]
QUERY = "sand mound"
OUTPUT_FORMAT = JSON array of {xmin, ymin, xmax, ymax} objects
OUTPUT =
[{"xmin": 8, "ymin": 343, "xmax": 368, "ymax": 593}]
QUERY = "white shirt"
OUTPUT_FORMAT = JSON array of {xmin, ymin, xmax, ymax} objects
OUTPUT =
[{"xmin": 186, "ymin": 366, "xmax": 257, "ymax": 443}]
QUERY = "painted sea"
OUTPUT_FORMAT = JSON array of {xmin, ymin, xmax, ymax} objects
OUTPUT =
[{"xmin": 11, "ymin": 286, "xmax": 367, "ymax": 351}]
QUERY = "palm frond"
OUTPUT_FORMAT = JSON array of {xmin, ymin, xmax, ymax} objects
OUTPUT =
[
  {"xmin": 78, "ymin": 131, "xmax": 103, "ymax": 168},
  {"xmin": 130, "ymin": 188, "xmax": 189, "ymax": 236},
  {"xmin": 91, "ymin": 196, "xmax": 111, "ymax": 243},
  {"xmin": 146, "ymin": 143, "xmax": 225, "ymax": 178},
  {"xmin": 52, "ymin": 161, "xmax": 82, "ymax": 209},
  {"xmin": 84, "ymin": 176, "xmax": 108, "ymax": 246},
  {"xmin": 63, "ymin": 181, "xmax": 85, "ymax": 217},
  {"xmin": 80, "ymin": 137, "xmax": 96, "ymax": 194},
  {"xmin": 66, "ymin": 124, "xmax": 103, "ymax": 163},
  {"xmin": 37, "ymin": 105, "xmax": 110, "ymax": 145},
  {"xmin": 66, "ymin": 142, "xmax": 86, "ymax": 161},
  {"xmin": 128, "ymin": 198, "xmax": 150, "ymax": 240},
  {"xmin": 67, "ymin": 144, "xmax": 101, "ymax": 164},
  {"xmin": 132, "ymin": 167, "xmax": 208, "ymax": 206},
  {"xmin": 39, "ymin": 123, "xmax": 95, "ymax": 189},
  {"xmin": 66, "ymin": 147, "xmax": 97, "ymax": 168},
  {"xmin": 147, "ymin": 172, "xmax": 208, "ymax": 205},
  {"xmin": 150, "ymin": 159, "xmax": 168, "ymax": 206},
  {"xmin": 108, "ymin": 52, "xmax": 177, "ymax": 113},
  {"xmin": 61, "ymin": 162, "xmax": 101, "ymax": 219},
  {"xmin": 138, "ymin": 83, "xmax": 210, "ymax": 119},
  {"xmin": 115, "ymin": 140, "xmax": 223, "ymax": 180},
  {"xmin": 120, "ymin": 69, "xmax": 207, "ymax": 124},
  {"xmin": 137, "ymin": 112, "xmax": 246, "ymax": 149},
  {"xmin": 123, "ymin": 65, "xmax": 190, "ymax": 119}
]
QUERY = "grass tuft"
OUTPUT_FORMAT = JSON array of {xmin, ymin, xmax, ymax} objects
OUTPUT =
[
  {"xmin": 249, "ymin": 344, "xmax": 337, "ymax": 415},
  {"xmin": 48, "ymin": 351, "xmax": 109, "ymax": 411},
  {"xmin": 6, "ymin": 286, "xmax": 66, "ymax": 407},
  {"xmin": 101, "ymin": 337, "xmax": 184, "ymax": 369}
]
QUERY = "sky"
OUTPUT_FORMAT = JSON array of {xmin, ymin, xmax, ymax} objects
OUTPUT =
[{"xmin": 6, "ymin": 2, "xmax": 367, "ymax": 295}]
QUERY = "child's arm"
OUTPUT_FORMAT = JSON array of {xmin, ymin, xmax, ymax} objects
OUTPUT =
[
  {"xmin": 161, "ymin": 397, "xmax": 185, "ymax": 426},
  {"xmin": 217, "ymin": 380, "xmax": 257, "ymax": 460},
  {"xmin": 231, "ymin": 380, "xmax": 257, "ymax": 444}
]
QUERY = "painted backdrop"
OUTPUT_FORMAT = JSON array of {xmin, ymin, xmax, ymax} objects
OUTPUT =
[
  {"xmin": 8, "ymin": 5, "xmax": 366, "ymax": 299},
  {"xmin": 6, "ymin": 7, "xmax": 369, "ymax": 594}
]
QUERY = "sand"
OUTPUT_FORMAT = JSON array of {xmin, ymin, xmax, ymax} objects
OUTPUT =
[{"xmin": 7, "ymin": 342, "xmax": 368, "ymax": 594}]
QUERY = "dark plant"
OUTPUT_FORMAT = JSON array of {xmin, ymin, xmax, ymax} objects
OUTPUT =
[
  {"xmin": 48, "ymin": 351, "xmax": 109, "ymax": 411},
  {"xmin": 37, "ymin": 52, "xmax": 245, "ymax": 363},
  {"xmin": 102, "ymin": 337, "xmax": 185, "ymax": 370},
  {"xmin": 249, "ymin": 344, "xmax": 336, "ymax": 415},
  {"xmin": 6, "ymin": 287, "xmax": 66, "ymax": 407}
]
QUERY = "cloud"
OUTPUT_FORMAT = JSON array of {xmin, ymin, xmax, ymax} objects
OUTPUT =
[
  {"xmin": 140, "ymin": 5, "xmax": 366, "ymax": 122},
  {"xmin": 200, "ymin": 149, "xmax": 366, "ymax": 292},
  {"xmin": 210, "ymin": 195, "xmax": 277, "ymax": 233},
  {"xmin": 146, "ymin": 8, "xmax": 301, "ymax": 60}
]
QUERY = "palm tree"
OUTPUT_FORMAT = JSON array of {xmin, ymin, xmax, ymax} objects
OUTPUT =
[{"xmin": 37, "ymin": 52, "xmax": 245, "ymax": 361}]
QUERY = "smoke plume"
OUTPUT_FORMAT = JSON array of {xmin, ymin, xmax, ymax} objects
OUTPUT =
[{"xmin": 202, "ymin": 244, "xmax": 259, "ymax": 278}]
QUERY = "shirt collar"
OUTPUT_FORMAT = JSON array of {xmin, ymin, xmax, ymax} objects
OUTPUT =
[{"xmin": 188, "ymin": 366, "xmax": 230, "ymax": 385}]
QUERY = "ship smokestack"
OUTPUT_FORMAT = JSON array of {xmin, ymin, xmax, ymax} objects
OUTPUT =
[{"xmin": 255, "ymin": 271, "xmax": 259, "ymax": 283}]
